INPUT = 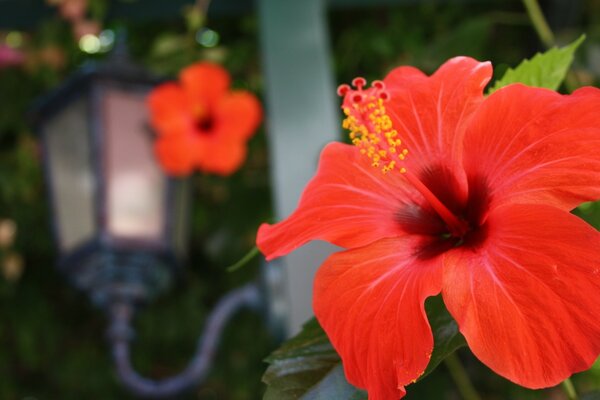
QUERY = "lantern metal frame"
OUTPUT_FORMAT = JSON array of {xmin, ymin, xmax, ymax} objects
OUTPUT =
[
  {"xmin": 31, "ymin": 46, "xmax": 267, "ymax": 398},
  {"xmin": 32, "ymin": 49, "xmax": 185, "ymax": 307}
]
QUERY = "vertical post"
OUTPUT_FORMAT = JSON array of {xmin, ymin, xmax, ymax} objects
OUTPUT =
[{"xmin": 258, "ymin": 0, "xmax": 339, "ymax": 336}]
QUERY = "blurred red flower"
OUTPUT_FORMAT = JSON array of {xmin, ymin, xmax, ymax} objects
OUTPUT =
[
  {"xmin": 148, "ymin": 62, "xmax": 262, "ymax": 176},
  {"xmin": 257, "ymin": 57, "xmax": 600, "ymax": 399}
]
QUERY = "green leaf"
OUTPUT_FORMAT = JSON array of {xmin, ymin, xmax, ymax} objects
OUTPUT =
[
  {"xmin": 573, "ymin": 200, "xmax": 600, "ymax": 230},
  {"xmin": 262, "ymin": 295, "xmax": 465, "ymax": 399},
  {"xmin": 422, "ymin": 295, "xmax": 467, "ymax": 378},
  {"xmin": 488, "ymin": 35, "xmax": 585, "ymax": 94},
  {"xmin": 262, "ymin": 318, "xmax": 367, "ymax": 400}
]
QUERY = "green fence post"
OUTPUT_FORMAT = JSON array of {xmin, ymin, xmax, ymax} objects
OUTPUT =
[{"xmin": 258, "ymin": 0, "xmax": 340, "ymax": 336}]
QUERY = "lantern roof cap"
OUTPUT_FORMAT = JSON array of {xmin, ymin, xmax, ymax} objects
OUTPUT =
[{"xmin": 30, "ymin": 49, "xmax": 164, "ymax": 128}]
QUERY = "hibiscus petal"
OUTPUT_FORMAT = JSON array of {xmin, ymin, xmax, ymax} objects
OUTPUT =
[
  {"xmin": 180, "ymin": 62, "xmax": 230, "ymax": 108},
  {"xmin": 214, "ymin": 91, "xmax": 262, "ymax": 140},
  {"xmin": 256, "ymin": 142, "xmax": 424, "ymax": 261},
  {"xmin": 195, "ymin": 136, "xmax": 247, "ymax": 176},
  {"xmin": 384, "ymin": 56, "xmax": 492, "ymax": 173},
  {"xmin": 154, "ymin": 136, "xmax": 197, "ymax": 176},
  {"xmin": 314, "ymin": 237, "xmax": 443, "ymax": 400},
  {"xmin": 442, "ymin": 204, "xmax": 600, "ymax": 388},
  {"xmin": 147, "ymin": 82, "xmax": 192, "ymax": 137},
  {"xmin": 462, "ymin": 84, "xmax": 600, "ymax": 211}
]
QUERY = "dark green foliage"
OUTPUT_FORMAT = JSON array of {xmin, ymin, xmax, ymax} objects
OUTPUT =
[{"xmin": 263, "ymin": 318, "xmax": 364, "ymax": 400}]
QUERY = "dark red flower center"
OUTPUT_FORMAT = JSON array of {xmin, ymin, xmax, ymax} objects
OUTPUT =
[
  {"xmin": 395, "ymin": 164, "xmax": 491, "ymax": 258},
  {"xmin": 194, "ymin": 116, "xmax": 215, "ymax": 135}
]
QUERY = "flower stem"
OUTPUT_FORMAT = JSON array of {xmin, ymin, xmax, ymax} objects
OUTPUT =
[
  {"xmin": 444, "ymin": 352, "xmax": 482, "ymax": 400},
  {"xmin": 226, "ymin": 246, "xmax": 260, "ymax": 272},
  {"xmin": 522, "ymin": 0, "xmax": 554, "ymax": 48},
  {"xmin": 561, "ymin": 378, "xmax": 579, "ymax": 400}
]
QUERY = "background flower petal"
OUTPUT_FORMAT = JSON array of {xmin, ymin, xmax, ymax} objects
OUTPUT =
[
  {"xmin": 384, "ymin": 56, "xmax": 492, "ymax": 173},
  {"xmin": 462, "ymin": 84, "xmax": 600, "ymax": 211},
  {"xmin": 214, "ymin": 91, "xmax": 262, "ymax": 140},
  {"xmin": 155, "ymin": 136, "xmax": 197, "ymax": 176},
  {"xmin": 256, "ymin": 142, "xmax": 423, "ymax": 260},
  {"xmin": 180, "ymin": 62, "xmax": 230, "ymax": 108},
  {"xmin": 442, "ymin": 204, "xmax": 600, "ymax": 389},
  {"xmin": 147, "ymin": 82, "xmax": 192, "ymax": 137},
  {"xmin": 195, "ymin": 137, "xmax": 247, "ymax": 176},
  {"xmin": 314, "ymin": 237, "xmax": 443, "ymax": 400}
]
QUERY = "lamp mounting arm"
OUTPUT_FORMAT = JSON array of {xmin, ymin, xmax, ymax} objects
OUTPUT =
[{"xmin": 107, "ymin": 283, "xmax": 262, "ymax": 399}]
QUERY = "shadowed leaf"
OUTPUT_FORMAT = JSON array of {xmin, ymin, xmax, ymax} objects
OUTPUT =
[{"xmin": 262, "ymin": 295, "xmax": 464, "ymax": 398}]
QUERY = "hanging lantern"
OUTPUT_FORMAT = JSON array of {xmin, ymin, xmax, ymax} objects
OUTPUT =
[
  {"xmin": 33, "ymin": 46, "xmax": 188, "ymax": 306},
  {"xmin": 32, "ymin": 43, "xmax": 264, "ymax": 398}
]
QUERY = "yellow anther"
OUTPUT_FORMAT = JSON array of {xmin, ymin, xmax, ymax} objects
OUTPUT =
[{"xmin": 341, "ymin": 86, "xmax": 409, "ymax": 174}]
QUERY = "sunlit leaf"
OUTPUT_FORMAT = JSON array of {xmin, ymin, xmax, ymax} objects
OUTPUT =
[{"xmin": 488, "ymin": 35, "xmax": 584, "ymax": 94}]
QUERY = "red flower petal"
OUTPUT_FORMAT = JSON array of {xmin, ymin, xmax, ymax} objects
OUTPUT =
[
  {"xmin": 194, "ymin": 136, "xmax": 247, "ymax": 176},
  {"xmin": 147, "ymin": 82, "xmax": 192, "ymax": 137},
  {"xmin": 314, "ymin": 237, "xmax": 443, "ymax": 400},
  {"xmin": 180, "ymin": 62, "xmax": 230, "ymax": 108},
  {"xmin": 214, "ymin": 91, "xmax": 262, "ymax": 140},
  {"xmin": 442, "ymin": 204, "xmax": 600, "ymax": 388},
  {"xmin": 384, "ymin": 57, "xmax": 492, "ymax": 173},
  {"xmin": 257, "ymin": 142, "xmax": 423, "ymax": 261},
  {"xmin": 463, "ymin": 84, "xmax": 600, "ymax": 211},
  {"xmin": 155, "ymin": 136, "xmax": 196, "ymax": 176}
]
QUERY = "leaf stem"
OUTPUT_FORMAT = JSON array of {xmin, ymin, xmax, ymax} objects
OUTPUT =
[
  {"xmin": 444, "ymin": 352, "xmax": 482, "ymax": 400},
  {"xmin": 522, "ymin": 0, "xmax": 555, "ymax": 48},
  {"xmin": 227, "ymin": 246, "xmax": 260, "ymax": 272},
  {"xmin": 561, "ymin": 378, "xmax": 579, "ymax": 400}
]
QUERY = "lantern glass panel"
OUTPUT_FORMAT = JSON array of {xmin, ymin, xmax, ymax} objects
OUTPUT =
[
  {"xmin": 45, "ymin": 96, "xmax": 96, "ymax": 252},
  {"xmin": 102, "ymin": 86, "xmax": 166, "ymax": 243}
]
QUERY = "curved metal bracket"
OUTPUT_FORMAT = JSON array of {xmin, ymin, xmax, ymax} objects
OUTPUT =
[{"xmin": 107, "ymin": 283, "xmax": 262, "ymax": 398}]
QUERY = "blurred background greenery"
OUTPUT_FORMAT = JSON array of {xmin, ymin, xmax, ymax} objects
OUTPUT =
[{"xmin": 0, "ymin": 0, "xmax": 600, "ymax": 399}]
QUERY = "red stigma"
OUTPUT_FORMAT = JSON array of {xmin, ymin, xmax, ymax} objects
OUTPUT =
[
  {"xmin": 379, "ymin": 91, "xmax": 390, "ymax": 101},
  {"xmin": 352, "ymin": 77, "xmax": 367, "ymax": 89},
  {"xmin": 372, "ymin": 80, "xmax": 385, "ymax": 90},
  {"xmin": 337, "ymin": 84, "xmax": 351, "ymax": 97},
  {"xmin": 352, "ymin": 93, "xmax": 364, "ymax": 103}
]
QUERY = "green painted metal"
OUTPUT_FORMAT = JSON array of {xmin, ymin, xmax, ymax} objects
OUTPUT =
[{"xmin": 258, "ymin": 0, "xmax": 340, "ymax": 336}]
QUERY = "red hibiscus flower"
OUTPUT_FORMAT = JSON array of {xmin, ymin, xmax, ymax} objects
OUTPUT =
[
  {"xmin": 257, "ymin": 57, "xmax": 600, "ymax": 399},
  {"xmin": 148, "ymin": 62, "xmax": 262, "ymax": 176}
]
